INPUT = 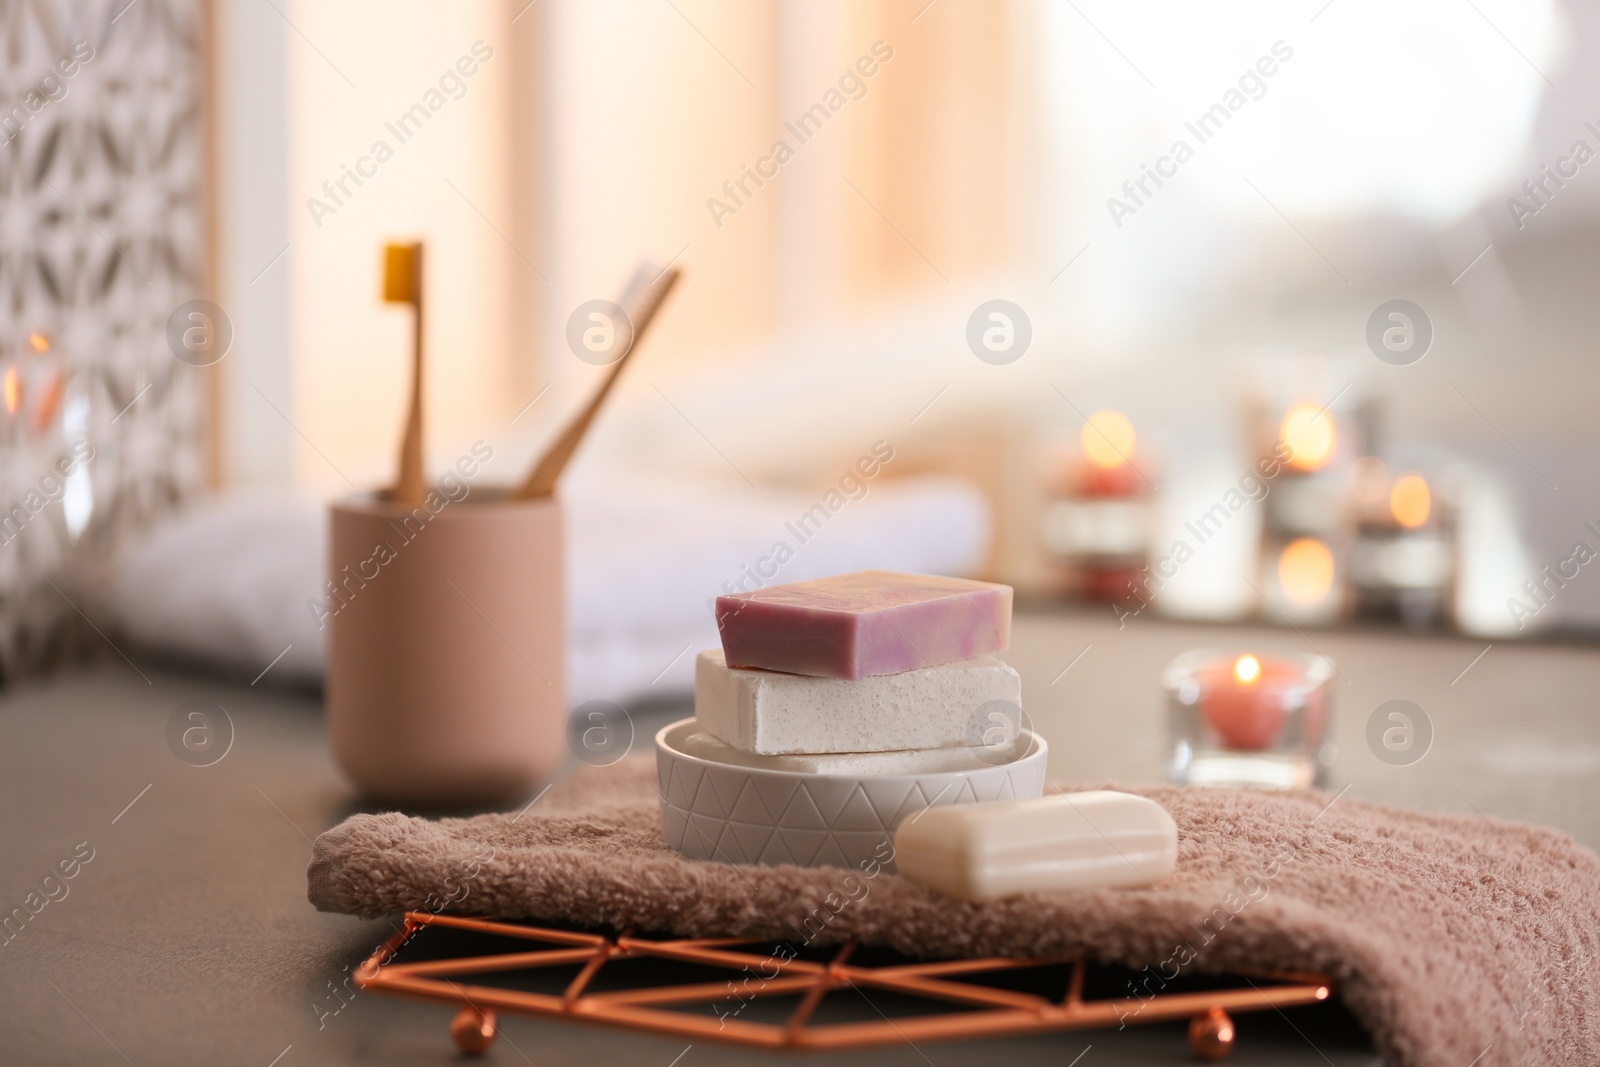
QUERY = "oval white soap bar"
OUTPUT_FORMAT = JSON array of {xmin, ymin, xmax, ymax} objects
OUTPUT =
[{"xmin": 894, "ymin": 791, "xmax": 1178, "ymax": 900}]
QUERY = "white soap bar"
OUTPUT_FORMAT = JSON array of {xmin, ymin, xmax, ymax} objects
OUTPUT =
[
  {"xmin": 894, "ymin": 791, "xmax": 1178, "ymax": 900},
  {"xmin": 694, "ymin": 648, "xmax": 1022, "ymax": 755},
  {"xmin": 676, "ymin": 727, "xmax": 1018, "ymax": 776}
]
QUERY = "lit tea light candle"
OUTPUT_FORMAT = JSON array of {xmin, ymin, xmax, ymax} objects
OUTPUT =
[
  {"xmin": 1350, "ymin": 464, "xmax": 1453, "ymax": 626},
  {"xmin": 1164, "ymin": 649, "xmax": 1336, "ymax": 789},
  {"xmin": 1278, "ymin": 536, "xmax": 1336, "ymax": 606},
  {"xmin": 1259, "ymin": 400, "xmax": 1346, "ymax": 542},
  {"xmin": 1039, "ymin": 409, "xmax": 1150, "ymax": 602},
  {"xmin": 1388, "ymin": 472, "xmax": 1431, "ymax": 529},
  {"xmin": 1202, "ymin": 653, "xmax": 1291, "ymax": 751},
  {"xmin": 1279, "ymin": 403, "xmax": 1336, "ymax": 473},
  {"xmin": 1079, "ymin": 408, "xmax": 1139, "ymax": 495}
]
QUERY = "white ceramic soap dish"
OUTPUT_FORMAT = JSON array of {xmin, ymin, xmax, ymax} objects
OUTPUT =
[{"xmin": 654, "ymin": 718, "xmax": 1048, "ymax": 871}]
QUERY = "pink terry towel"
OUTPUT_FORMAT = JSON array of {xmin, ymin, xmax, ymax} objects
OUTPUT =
[{"xmin": 308, "ymin": 759, "xmax": 1600, "ymax": 1067}]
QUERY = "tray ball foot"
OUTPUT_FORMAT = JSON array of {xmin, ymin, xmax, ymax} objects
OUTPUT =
[
  {"xmin": 451, "ymin": 1005, "xmax": 497, "ymax": 1055},
  {"xmin": 1188, "ymin": 1006, "xmax": 1235, "ymax": 1060}
]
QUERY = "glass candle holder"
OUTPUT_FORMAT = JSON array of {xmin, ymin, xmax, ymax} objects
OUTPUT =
[
  {"xmin": 1037, "ymin": 419, "xmax": 1151, "ymax": 603},
  {"xmin": 1163, "ymin": 649, "xmax": 1335, "ymax": 789},
  {"xmin": 1348, "ymin": 466, "xmax": 1455, "ymax": 628}
]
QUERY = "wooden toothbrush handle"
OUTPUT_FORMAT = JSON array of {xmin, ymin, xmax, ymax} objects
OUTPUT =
[
  {"xmin": 393, "ymin": 248, "xmax": 427, "ymax": 505},
  {"xmin": 511, "ymin": 266, "xmax": 681, "ymax": 500}
]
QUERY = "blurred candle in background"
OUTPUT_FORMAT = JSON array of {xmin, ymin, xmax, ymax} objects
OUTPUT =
[
  {"xmin": 1264, "ymin": 400, "xmax": 1346, "ymax": 537},
  {"xmin": 1279, "ymin": 537, "xmax": 1336, "ymax": 606},
  {"xmin": 1389, "ymin": 473, "xmax": 1431, "ymax": 529},
  {"xmin": 1078, "ymin": 408, "xmax": 1140, "ymax": 495},
  {"xmin": 4, "ymin": 332, "xmax": 70, "ymax": 441},
  {"xmin": 1280, "ymin": 402, "xmax": 1336, "ymax": 474},
  {"xmin": 1265, "ymin": 535, "xmax": 1344, "ymax": 625},
  {"xmin": 1260, "ymin": 409, "xmax": 1343, "ymax": 626},
  {"xmin": 1039, "ymin": 409, "xmax": 1151, "ymax": 602},
  {"xmin": 1247, "ymin": 366, "xmax": 1367, "ymax": 629},
  {"xmin": 1350, "ymin": 461, "xmax": 1456, "ymax": 628}
]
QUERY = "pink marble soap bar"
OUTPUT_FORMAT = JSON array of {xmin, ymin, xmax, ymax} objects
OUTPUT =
[{"xmin": 715, "ymin": 570, "xmax": 1012, "ymax": 679}]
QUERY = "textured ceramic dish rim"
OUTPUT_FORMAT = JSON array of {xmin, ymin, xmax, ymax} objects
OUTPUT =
[
  {"xmin": 655, "ymin": 718, "xmax": 1047, "ymax": 781},
  {"xmin": 654, "ymin": 717, "xmax": 1050, "ymax": 870}
]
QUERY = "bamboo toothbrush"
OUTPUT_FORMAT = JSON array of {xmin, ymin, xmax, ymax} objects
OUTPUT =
[
  {"xmin": 510, "ymin": 262, "xmax": 682, "ymax": 500},
  {"xmin": 383, "ymin": 241, "xmax": 426, "ymax": 505}
]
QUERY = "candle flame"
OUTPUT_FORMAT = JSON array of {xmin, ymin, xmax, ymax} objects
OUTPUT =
[
  {"xmin": 1081, "ymin": 409, "xmax": 1136, "ymax": 470},
  {"xmin": 1279, "ymin": 537, "xmax": 1336, "ymax": 605},
  {"xmin": 1280, "ymin": 403, "xmax": 1336, "ymax": 472},
  {"xmin": 3, "ymin": 367, "xmax": 20, "ymax": 415},
  {"xmin": 28, "ymin": 332, "xmax": 50, "ymax": 354},
  {"xmin": 1389, "ymin": 472, "xmax": 1431, "ymax": 528},
  {"xmin": 1233, "ymin": 654, "xmax": 1261, "ymax": 685}
]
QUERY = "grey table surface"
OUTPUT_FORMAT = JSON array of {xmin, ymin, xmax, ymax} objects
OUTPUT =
[{"xmin": 3, "ymin": 607, "xmax": 1597, "ymax": 1066}]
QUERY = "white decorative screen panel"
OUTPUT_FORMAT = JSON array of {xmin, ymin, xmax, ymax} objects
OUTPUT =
[{"xmin": 0, "ymin": 0, "xmax": 206, "ymax": 680}]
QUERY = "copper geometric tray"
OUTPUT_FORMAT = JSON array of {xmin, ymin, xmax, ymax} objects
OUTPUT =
[{"xmin": 357, "ymin": 912, "xmax": 1335, "ymax": 1059}]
